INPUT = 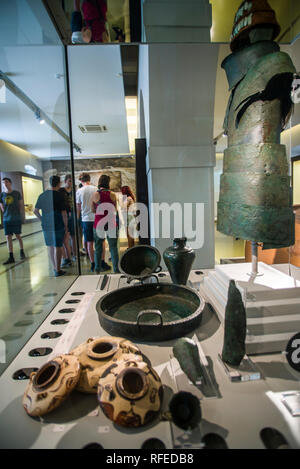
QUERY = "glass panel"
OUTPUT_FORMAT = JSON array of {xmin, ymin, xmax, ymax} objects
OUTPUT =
[
  {"xmin": 0, "ymin": 0, "xmax": 78, "ymax": 375},
  {"xmin": 57, "ymin": 0, "xmax": 300, "ymax": 44},
  {"xmin": 67, "ymin": 44, "xmax": 137, "ymax": 275}
]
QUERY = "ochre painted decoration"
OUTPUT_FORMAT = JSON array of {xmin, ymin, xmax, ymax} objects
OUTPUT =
[
  {"xmin": 97, "ymin": 355, "xmax": 163, "ymax": 428},
  {"xmin": 22, "ymin": 355, "xmax": 80, "ymax": 417},
  {"xmin": 217, "ymin": 1, "xmax": 296, "ymax": 250},
  {"xmin": 70, "ymin": 336, "xmax": 141, "ymax": 393},
  {"xmin": 221, "ymin": 280, "xmax": 246, "ymax": 367}
]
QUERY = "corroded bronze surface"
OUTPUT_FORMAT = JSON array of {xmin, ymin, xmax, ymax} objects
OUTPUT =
[{"xmin": 217, "ymin": 2, "xmax": 296, "ymax": 250}]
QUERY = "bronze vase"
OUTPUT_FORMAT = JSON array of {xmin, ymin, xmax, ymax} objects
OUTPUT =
[{"xmin": 163, "ymin": 238, "xmax": 195, "ymax": 285}]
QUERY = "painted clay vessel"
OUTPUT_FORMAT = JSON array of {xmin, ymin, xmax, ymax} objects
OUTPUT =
[
  {"xmin": 70, "ymin": 336, "xmax": 141, "ymax": 393},
  {"xmin": 97, "ymin": 354, "xmax": 163, "ymax": 428},
  {"xmin": 163, "ymin": 238, "xmax": 195, "ymax": 285},
  {"xmin": 22, "ymin": 354, "xmax": 80, "ymax": 417}
]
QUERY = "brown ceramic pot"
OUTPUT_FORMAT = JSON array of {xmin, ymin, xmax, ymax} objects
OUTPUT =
[
  {"xmin": 97, "ymin": 354, "xmax": 163, "ymax": 428},
  {"xmin": 22, "ymin": 354, "xmax": 80, "ymax": 417},
  {"xmin": 70, "ymin": 336, "xmax": 141, "ymax": 393}
]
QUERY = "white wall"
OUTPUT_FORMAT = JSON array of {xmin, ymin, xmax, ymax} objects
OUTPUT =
[{"xmin": 0, "ymin": 139, "xmax": 42, "ymax": 176}]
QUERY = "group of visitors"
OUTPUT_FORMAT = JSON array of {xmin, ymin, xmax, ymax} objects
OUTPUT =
[{"xmin": 0, "ymin": 172, "xmax": 135, "ymax": 277}]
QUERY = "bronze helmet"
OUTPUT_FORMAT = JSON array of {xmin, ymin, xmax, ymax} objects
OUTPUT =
[{"xmin": 230, "ymin": 0, "xmax": 281, "ymax": 52}]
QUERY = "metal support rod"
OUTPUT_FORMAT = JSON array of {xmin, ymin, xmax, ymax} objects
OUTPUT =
[
  {"xmin": 0, "ymin": 70, "xmax": 81, "ymax": 153},
  {"xmin": 64, "ymin": 45, "xmax": 81, "ymax": 276},
  {"xmin": 251, "ymin": 241, "xmax": 258, "ymax": 276}
]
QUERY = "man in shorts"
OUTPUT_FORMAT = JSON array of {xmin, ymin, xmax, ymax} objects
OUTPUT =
[
  {"xmin": 0, "ymin": 177, "xmax": 26, "ymax": 265},
  {"xmin": 34, "ymin": 175, "xmax": 68, "ymax": 277}
]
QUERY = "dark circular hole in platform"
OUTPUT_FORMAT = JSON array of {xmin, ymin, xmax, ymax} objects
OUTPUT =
[
  {"xmin": 12, "ymin": 368, "xmax": 38, "ymax": 380},
  {"xmin": 14, "ymin": 320, "xmax": 34, "ymax": 327},
  {"xmin": 1, "ymin": 333, "xmax": 22, "ymax": 341},
  {"xmin": 141, "ymin": 438, "xmax": 166, "ymax": 449},
  {"xmin": 82, "ymin": 443, "xmax": 103, "ymax": 449},
  {"xmin": 25, "ymin": 310, "xmax": 43, "ymax": 316},
  {"xmin": 41, "ymin": 332, "xmax": 62, "ymax": 339},
  {"xmin": 29, "ymin": 347, "xmax": 52, "ymax": 357},
  {"xmin": 71, "ymin": 292, "xmax": 85, "ymax": 296},
  {"xmin": 59, "ymin": 308, "xmax": 75, "ymax": 314},
  {"xmin": 51, "ymin": 318, "xmax": 69, "ymax": 325},
  {"xmin": 66, "ymin": 299, "xmax": 80, "ymax": 304},
  {"xmin": 195, "ymin": 271, "xmax": 203, "ymax": 275}
]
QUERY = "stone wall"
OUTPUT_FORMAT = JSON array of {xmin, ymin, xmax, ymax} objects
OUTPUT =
[{"xmin": 42, "ymin": 157, "xmax": 136, "ymax": 196}]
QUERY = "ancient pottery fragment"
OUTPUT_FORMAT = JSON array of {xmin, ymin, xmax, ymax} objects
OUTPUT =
[
  {"xmin": 97, "ymin": 354, "xmax": 163, "ymax": 428},
  {"xmin": 22, "ymin": 354, "xmax": 80, "ymax": 417},
  {"xmin": 70, "ymin": 336, "xmax": 141, "ymax": 393}
]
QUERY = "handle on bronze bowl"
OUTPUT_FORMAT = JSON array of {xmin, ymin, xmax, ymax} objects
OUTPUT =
[{"xmin": 136, "ymin": 310, "xmax": 163, "ymax": 327}]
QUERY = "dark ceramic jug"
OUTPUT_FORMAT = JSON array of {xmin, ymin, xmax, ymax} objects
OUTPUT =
[{"xmin": 163, "ymin": 238, "xmax": 195, "ymax": 285}]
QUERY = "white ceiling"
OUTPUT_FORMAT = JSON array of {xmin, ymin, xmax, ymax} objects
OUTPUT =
[{"xmin": 68, "ymin": 45, "xmax": 130, "ymax": 158}]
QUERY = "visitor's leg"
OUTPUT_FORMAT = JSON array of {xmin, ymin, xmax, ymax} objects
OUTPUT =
[
  {"xmin": 107, "ymin": 235, "xmax": 119, "ymax": 273},
  {"xmin": 94, "ymin": 229, "xmax": 103, "ymax": 272}
]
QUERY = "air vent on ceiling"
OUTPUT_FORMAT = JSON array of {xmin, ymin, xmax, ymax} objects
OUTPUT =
[{"xmin": 78, "ymin": 124, "xmax": 108, "ymax": 133}]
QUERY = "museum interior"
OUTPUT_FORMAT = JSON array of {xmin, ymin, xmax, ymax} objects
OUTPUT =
[{"xmin": 0, "ymin": 0, "xmax": 300, "ymax": 450}]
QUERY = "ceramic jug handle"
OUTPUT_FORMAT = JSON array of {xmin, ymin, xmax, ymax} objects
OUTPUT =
[{"xmin": 136, "ymin": 310, "xmax": 163, "ymax": 327}]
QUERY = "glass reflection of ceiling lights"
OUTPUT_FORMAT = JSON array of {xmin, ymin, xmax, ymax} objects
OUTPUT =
[{"xmin": 125, "ymin": 96, "xmax": 137, "ymax": 154}]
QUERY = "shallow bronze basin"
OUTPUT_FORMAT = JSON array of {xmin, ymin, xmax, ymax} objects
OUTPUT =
[{"xmin": 96, "ymin": 283, "xmax": 205, "ymax": 342}]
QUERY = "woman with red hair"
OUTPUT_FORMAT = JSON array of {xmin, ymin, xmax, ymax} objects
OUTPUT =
[{"xmin": 120, "ymin": 186, "xmax": 135, "ymax": 249}]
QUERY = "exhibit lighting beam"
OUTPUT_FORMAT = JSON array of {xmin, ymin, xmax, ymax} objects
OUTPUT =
[{"xmin": 0, "ymin": 70, "xmax": 82, "ymax": 153}]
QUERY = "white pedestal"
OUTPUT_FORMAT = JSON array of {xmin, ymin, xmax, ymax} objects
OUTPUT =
[{"xmin": 201, "ymin": 262, "xmax": 300, "ymax": 355}]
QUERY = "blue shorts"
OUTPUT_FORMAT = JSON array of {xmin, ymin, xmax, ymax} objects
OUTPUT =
[
  {"xmin": 4, "ymin": 222, "xmax": 22, "ymax": 236},
  {"xmin": 82, "ymin": 221, "xmax": 94, "ymax": 242},
  {"xmin": 43, "ymin": 229, "xmax": 65, "ymax": 248}
]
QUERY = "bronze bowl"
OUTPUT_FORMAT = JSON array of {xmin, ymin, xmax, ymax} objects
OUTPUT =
[
  {"xmin": 96, "ymin": 283, "xmax": 205, "ymax": 342},
  {"xmin": 119, "ymin": 245, "xmax": 162, "ymax": 283}
]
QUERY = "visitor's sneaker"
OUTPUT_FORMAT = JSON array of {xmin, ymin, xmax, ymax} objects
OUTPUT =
[
  {"xmin": 3, "ymin": 257, "xmax": 15, "ymax": 265},
  {"xmin": 61, "ymin": 258, "xmax": 72, "ymax": 267},
  {"xmin": 101, "ymin": 260, "xmax": 111, "ymax": 271},
  {"xmin": 54, "ymin": 270, "xmax": 66, "ymax": 277},
  {"xmin": 20, "ymin": 250, "xmax": 26, "ymax": 260}
]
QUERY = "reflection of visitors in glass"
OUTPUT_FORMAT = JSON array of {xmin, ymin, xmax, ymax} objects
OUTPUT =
[
  {"xmin": 0, "ymin": 177, "xmax": 25, "ymax": 265},
  {"xmin": 120, "ymin": 185, "xmax": 135, "ymax": 249},
  {"xmin": 59, "ymin": 174, "xmax": 76, "ymax": 267},
  {"xmin": 82, "ymin": 0, "xmax": 109, "ymax": 43},
  {"xmin": 71, "ymin": 0, "xmax": 92, "ymax": 44},
  {"xmin": 92, "ymin": 174, "xmax": 120, "ymax": 273},
  {"xmin": 34, "ymin": 176, "xmax": 68, "ymax": 277},
  {"xmin": 76, "ymin": 173, "xmax": 97, "ymax": 272}
]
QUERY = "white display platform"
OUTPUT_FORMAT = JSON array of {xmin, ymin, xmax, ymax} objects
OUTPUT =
[
  {"xmin": 0, "ymin": 271, "xmax": 299, "ymax": 449},
  {"xmin": 201, "ymin": 262, "xmax": 300, "ymax": 355}
]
